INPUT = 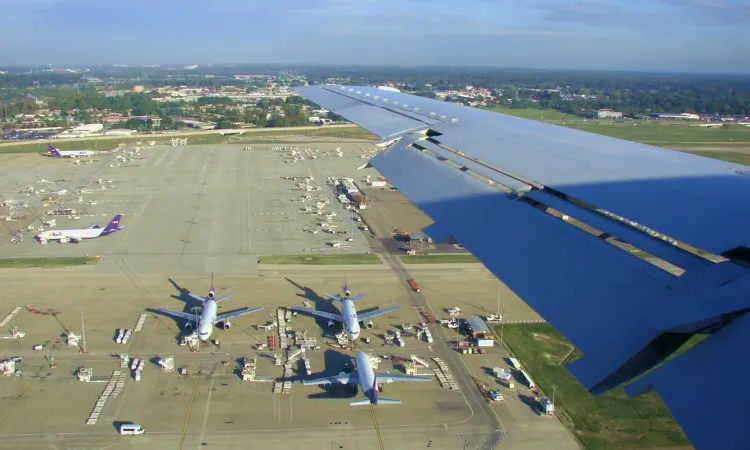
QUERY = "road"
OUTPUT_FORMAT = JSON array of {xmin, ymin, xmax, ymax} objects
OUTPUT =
[{"xmin": 368, "ymin": 230, "xmax": 505, "ymax": 448}]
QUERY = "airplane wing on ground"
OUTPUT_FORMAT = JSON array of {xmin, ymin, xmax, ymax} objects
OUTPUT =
[
  {"xmin": 291, "ymin": 306, "xmax": 344, "ymax": 322},
  {"xmin": 357, "ymin": 305, "xmax": 400, "ymax": 322},
  {"xmin": 375, "ymin": 372, "xmax": 432, "ymax": 383},
  {"xmin": 303, "ymin": 372, "xmax": 359, "ymax": 386},
  {"xmin": 216, "ymin": 306, "xmax": 263, "ymax": 322},
  {"xmin": 153, "ymin": 308, "xmax": 194, "ymax": 321},
  {"xmin": 294, "ymin": 85, "xmax": 750, "ymax": 450}
]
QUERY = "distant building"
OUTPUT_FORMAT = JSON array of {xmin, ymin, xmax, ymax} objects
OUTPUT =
[
  {"xmin": 597, "ymin": 109, "xmax": 623, "ymax": 119},
  {"xmin": 132, "ymin": 85, "xmax": 144, "ymax": 93},
  {"xmin": 650, "ymin": 113, "xmax": 700, "ymax": 120},
  {"xmin": 71, "ymin": 123, "xmax": 104, "ymax": 134},
  {"xmin": 103, "ymin": 128, "xmax": 136, "ymax": 136}
]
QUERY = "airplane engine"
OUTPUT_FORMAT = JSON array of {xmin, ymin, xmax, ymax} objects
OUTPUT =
[
  {"xmin": 184, "ymin": 322, "xmax": 193, "ymax": 330},
  {"xmin": 327, "ymin": 319, "xmax": 335, "ymax": 327},
  {"xmin": 59, "ymin": 238, "xmax": 70, "ymax": 244},
  {"xmin": 218, "ymin": 321, "xmax": 230, "ymax": 330}
]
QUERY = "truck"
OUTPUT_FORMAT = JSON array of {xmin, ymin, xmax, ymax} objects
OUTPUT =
[
  {"xmin": 407, "ymin": 279, "xmax": 420, "ymax": 292},
  {"xmin": 540, "ymin": 397, "xmax": 555, "ymax": 415}
]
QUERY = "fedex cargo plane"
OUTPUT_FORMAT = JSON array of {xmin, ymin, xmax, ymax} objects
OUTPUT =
[
  {"xmin": 36, "ymin": 215, "xmax": 122, "ymax": 244},
  {"xmin": 44, "ymin": 144, "xmax": 95, "ymax": 158}
]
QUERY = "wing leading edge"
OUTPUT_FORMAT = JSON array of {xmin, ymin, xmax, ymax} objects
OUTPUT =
[{"xmin": 294, "ymin": 84, "xmax": 750, "ymax": 450}]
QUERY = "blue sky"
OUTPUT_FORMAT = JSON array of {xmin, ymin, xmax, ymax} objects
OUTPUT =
[{"xmin": 0, "ymin": 0, "xmax": 748, "ymax": 73}]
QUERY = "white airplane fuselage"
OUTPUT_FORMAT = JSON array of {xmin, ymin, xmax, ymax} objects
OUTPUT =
[
  {"xmin": 56, "ymin": 150, "xmax": 95, "ymax": 158},
  {"xmin": 196, "ymin": 299, "xmax": 218, "ymax": 341},
  {"xmin": 37, "ymin": 228, "xmax": 102, "ymax": 242},
  {"xmin": 355, "ymin": 351, "xmax": 376, "ymax": 396},
  {"xmin": 341, "ymin": 299, "xmax": 361, "ymax": 340}
]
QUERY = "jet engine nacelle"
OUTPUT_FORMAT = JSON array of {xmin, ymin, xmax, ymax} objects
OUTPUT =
[
  {"xmin": 184, "ymin": 322, "xmax": 193, "ymax": 330},
  {"xmin": 59, "ymin": 238, "xmax": 70, "ymax": 244},
  {"xmin": 218, "ymin": 320, "xmax": 230, "ymax": 330},
  {"xmin": 327, "ymin": 319, "xmax": 335, "ymax": 327}
]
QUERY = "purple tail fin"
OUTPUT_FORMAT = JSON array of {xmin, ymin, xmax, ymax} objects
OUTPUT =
[
  {"xmin": 47, "ymin": 144, "xmax": 62, "ymax": 157},
  {"xmin": 101, "ymin": 215, "xmax": 122, "ymax": 235},
  {"xmin": 369, "ymin": 376, "xmax": 379, "ymax": 405}
]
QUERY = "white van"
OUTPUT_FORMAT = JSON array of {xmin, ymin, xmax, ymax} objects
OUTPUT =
[{"xmin": 119, "ymin": 424, "xmax": 145, "ymax": 435}]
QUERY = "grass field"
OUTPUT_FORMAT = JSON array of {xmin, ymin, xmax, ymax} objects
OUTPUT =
[
  {"xmin": 0, "ymin": 256, "xmax": 100, "ymax": 269},
  {"xmin": 258, "ymin": 253, "xmax": 381, "ymax": 265},
  {"xmin": 488, "ymin": 107, "xmax": 580, "ymax": 122},
  {"xmin": 566, "ymin": 122, "xmax": 750, "ymax": 146},
  {"xmin": 400, "ymin": 254, "xmax": 479, "ymax": 264},
  {"xmin": 0, "ymin": 125, "xmax": 373, "ymax": 154},
  {"xmin": 487, "ymin": 107, "xmax": 750, "ymax": 147},
  {"xmin": 685, "ymin": 150, "xmax": 750, "ymax": 166},
  {"xmin": 498, "ymin": 323, "xmax": 689, "ymax": 450}
]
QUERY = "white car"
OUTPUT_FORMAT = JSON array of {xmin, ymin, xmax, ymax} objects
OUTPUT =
[{"xmin": 489, "ymin": 390, "xmax": 504, "ymax": 402}]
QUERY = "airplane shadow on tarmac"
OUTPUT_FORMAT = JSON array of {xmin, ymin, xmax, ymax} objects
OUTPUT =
[
  {"xmin": 302, "ymin": 349, "xmax": 359, "ymax": 400},
  {"xmin": 285, "ymin": 277, "xmax": 343, "ymax": 337}
]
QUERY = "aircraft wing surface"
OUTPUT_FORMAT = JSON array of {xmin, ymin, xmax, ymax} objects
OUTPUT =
[
  {"xmin": 153, "ymin": 308, "xmax": 194, "ymax": 321},
  {"xmin": 188, "ymin": 293, "xmax": 207, "ymax": 303},
  {"xmin": 358, "ymin": 305, "xmax": 400, "ymax": 322},
  {"xmin": 291, "ymin": 307, "xmax": 344, "ymax": 322},
  {"xmin": 303, "ymin": 372, "xmax": 358, "ymax": 386},
  {"xmin": 375, "ymin": 372, "xmax": 432, "ymax": 383},
  {"xmin": 216, "ymin": 306, "xmax": 263, "ymax": 322},
  {"xmin": 294, "ymin": 84, "xmax": 750, "ymax": 450}
]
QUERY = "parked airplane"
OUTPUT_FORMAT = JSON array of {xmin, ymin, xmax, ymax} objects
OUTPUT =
[
  {"xmin": 36, "ymin": 214, "xmax": 122, "ymax": 244},
  {"xmin": 304, "ymin": 351, "xmax": 431, "ymax": 405},
  {"xmin": 291, "ymin": 280, "xmax": 398, "ymax": 339},
  {"xmin": 154, "ymin": 273, "xmax": 263, "ymax": 341},
  {"xmin": 44, "ymin": 144, "xmax": 95, "ymax": 158}
]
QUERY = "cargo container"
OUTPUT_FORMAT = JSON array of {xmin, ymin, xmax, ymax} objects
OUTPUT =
[
  {"xmin": 370, "ymin": 180, "xmax": 387, "ymax": 187},
  {"xmin": 477, "ymin": 339, "xmax": 495, "ymax": 347}
]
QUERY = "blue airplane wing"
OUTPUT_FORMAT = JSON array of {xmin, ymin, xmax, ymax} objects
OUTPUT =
[
  {"xmin": 294, "ymin": 84, "xmax": 750, "ymax": 450},
  {"xmin": 358, "ymin": 305, "xmax": 400, "ymax": 322},
  {"xmin": 216, "ymin": 307, "xmax": 263, "ymax": 322}
]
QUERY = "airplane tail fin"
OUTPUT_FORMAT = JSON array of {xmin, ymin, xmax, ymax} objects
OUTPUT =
[
  {"xmin": 100, "ymin": 215, "xmax": 122, "ymax": 235},
  {"xmin": 47, "ymin": 144, "xmax": 62, "ymax": 157},
  {"xmin": 347, "ymin": 294, "xmax": 366, "ymax": 302},
  {"xmin": 372, "ymin": 397, "xmax": 401, "ymax": 405},
  {"xmin": 350, "ymin": 398, "xmax": 373, "ymax": 406}
]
